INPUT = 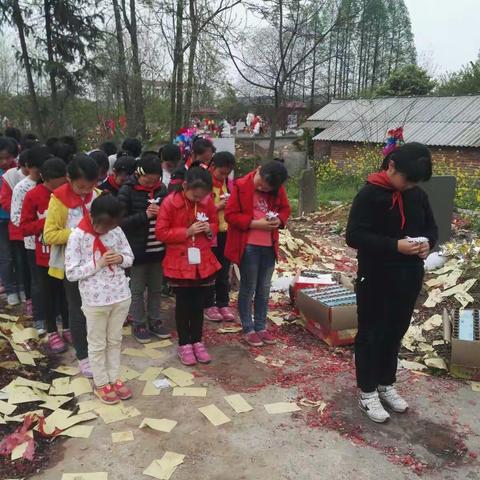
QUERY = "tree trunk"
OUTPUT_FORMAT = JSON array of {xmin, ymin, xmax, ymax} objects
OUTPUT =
[
  {"xmin": 169, "ymin": 65, "xmax": 178, "ymax": 140},
  {"xmin": 12, "ymin": 0, "xmax": 44, "ymax": 138},
  {"xmin": 112, "ymin": 0, "xmax": 132, "ymax": 134},
  {"xmin": 175, "ymin": 0, "xmax": 184, "ymax": 132},
  {"xmin": 170, "ymin": 0, "xmax": 184, "ymax": 137},
  {"xmin": 268, "ymin": 90, "xmax": 280, "ymax": 159},
  {"xmin": 128, "ymin": 0, "xmax": 146, "ymax": 137},
  {"xmin": 183, "ymin": 0, "xmax": 198, "ymax": 125},
  {"xmin": 44, "ymin": 0, "xmax": 59, "ymax": 134}
]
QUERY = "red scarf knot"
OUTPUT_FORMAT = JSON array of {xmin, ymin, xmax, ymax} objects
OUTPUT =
[{"xmin": 77, "ymin": 214, "xmax": 113, "ymax": 270}]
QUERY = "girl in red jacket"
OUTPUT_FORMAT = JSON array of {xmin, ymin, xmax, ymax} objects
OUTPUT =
[
  {"xmin": 225, "ymin": 161, "xmax": 291, "ymax": 347},
  {"xmin": 156, "ymin": 167, "xmax": 220, "ymax": 366},
  {"xmin": 20, "ymin": 157, "xmax": 69, "ymax": 353}
]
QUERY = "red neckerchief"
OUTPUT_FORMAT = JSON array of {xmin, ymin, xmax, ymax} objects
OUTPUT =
[
  {"xmin": 211, "ymin": 174, "xmax": 226, "ymax": 191},
  {"xmin": 77, "ymin": 214, "xmax": 113, "ymax": 271},
  {"xmin": 133, "ymin": 181, "xmax": 162, "ymax": 199},
  {"xmin": 367, "ymin": 170, "xmax": 406, "ymax": 230},
  {"xmin": 181, "ymin": 192, "xmax": 198, "ymax": 226},
  {"xmin": 107, "ymin": 175, "xmax": 119, "ymax": 191},
  {"xmin": 53, "ymin": 183, "xmax": 93, "ymax": 216}
]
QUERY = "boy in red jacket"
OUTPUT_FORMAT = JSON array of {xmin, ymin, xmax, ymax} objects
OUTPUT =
[
  {"xmin": 20, "ymin": 157, "xmax": 69, "ymax": 353},
  {"xmin": 225, "ymin": 161, "xmax": 290, "ymax": 347}
]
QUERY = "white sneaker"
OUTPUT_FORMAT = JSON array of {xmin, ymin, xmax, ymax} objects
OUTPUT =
[
  {"xmin": 378, "ymin": 385, "xmax": 409, "ymax": 413},
  {"xmin": 359, "ymin": 391, "xmax": 390, "ymax": 423},
  {"xmin": 19, "ymin": 291, "xmax": 26, "ymax": 302},
  {"xmin": 7, "ymin": 293, "xmax": 20, "ymax": 306}
]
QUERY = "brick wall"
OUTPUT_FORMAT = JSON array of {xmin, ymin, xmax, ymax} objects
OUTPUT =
[{"xmin": 314, "ymin": 140, "xmax": 480, "ymax": 173}]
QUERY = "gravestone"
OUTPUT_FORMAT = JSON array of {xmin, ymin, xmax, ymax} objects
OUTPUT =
[
  {"xmin": 298, "ymin": 168, "xmax": 317, "ymax": 215},
  {"xmin": 420, "ymin": 175, "xmax": 456, "ymax": 246},
  {"xmin": 212, "ymin": 137, "xmax": 235, "ymax": 155}
]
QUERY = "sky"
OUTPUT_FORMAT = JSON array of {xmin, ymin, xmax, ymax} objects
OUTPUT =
[{"xmin": 404, "ymin": 0, "xmax": 480, "ymax": 76}]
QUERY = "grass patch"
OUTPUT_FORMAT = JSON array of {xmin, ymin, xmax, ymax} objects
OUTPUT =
[{"xmin": 317, "ymin": 181, "xmax": 359, "ymax": 206}]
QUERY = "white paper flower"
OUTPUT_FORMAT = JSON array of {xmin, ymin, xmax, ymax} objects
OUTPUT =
[
  {"xmin": 148, "ymin": 198, "xmax": 160, "ymax": 204},
  {"xmin": 220, "ymin": 192, "xmax": 231, "ymax": 200},
  {"xmin": 266, "ymin": 211, "xmax": 279, "ymax": 220},
  {"xmin": 406, "ymin": 236, "xmax": 429, "ymax": 244},
  {"xmin": 196, "ymin": 212, "xmax": 209, "ymax": 222}
]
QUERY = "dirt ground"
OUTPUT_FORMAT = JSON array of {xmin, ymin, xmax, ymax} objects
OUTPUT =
[{"xmin": 29, "ymin": 304, "xmax": 480, "ymax": 480}]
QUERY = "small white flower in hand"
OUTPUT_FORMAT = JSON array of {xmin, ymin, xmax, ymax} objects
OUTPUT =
[
  {"xmin": 406, "ymin": 236, "xmax": 429, "ymax": 244},
  {"xmin": 148, "ymin": 198, "xmax": 160, "ymax": 204},
  {"xmin": 266, "ymin": 211, "xmax": 279, "ymax": 221},
  {"xmin": 220, "ymin": 192, "xmax": 230, "ymax": 200},
  {"xmin": 196, "ymin": 212, "xmax": 209, "ymax": 222}
]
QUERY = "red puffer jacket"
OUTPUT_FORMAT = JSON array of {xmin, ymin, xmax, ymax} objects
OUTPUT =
[
  {"xmin": 224, "ymin": 170, "xmax": 291, "ymax": 265},
  {"xmin": 156, "ymin": 191, "xmax": 220, "ymax": 280}
]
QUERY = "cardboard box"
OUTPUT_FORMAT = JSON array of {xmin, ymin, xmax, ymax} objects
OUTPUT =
[
  {"xmin": 297, "ymin": 287, "xmax": 357, "ymax": 346},
  {"xmin": 289, "ymin": 270, "xmax": 337, "ymax": 305},
  {"xmin": 444, "ymin": 308, "xmax": 480, "ymax": 380}
]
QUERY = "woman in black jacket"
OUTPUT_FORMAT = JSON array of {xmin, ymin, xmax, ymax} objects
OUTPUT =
[
  {"xmin": 346, "ymin": 142, "xmax": 438, "ymax": 424},
  {"xmin": 118, "ymin": 152, "xmax": 170, "ymax": 343}
]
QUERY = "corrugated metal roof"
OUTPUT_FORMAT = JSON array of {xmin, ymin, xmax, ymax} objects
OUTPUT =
[{"xmin": 308, "ymin": 96, "xmax": 480, "ymax": 147}]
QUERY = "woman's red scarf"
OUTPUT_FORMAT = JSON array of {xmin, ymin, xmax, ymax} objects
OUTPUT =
[
  {"xmin": 53, "ymin": 183, "xmax": 93, "ymax": 216},
  {"xmin": 133, "ymin": 181, "xmax": 162, "ymax": 199},
  {"xmin": 77, "ymin": 214, "xmax": 113, "ymax": 270},
  {"xmin": 367, "ymin": 170, "xmax": 406, "ymax": 230},
  {"xmin": 107, "ymin": 175, "xmax": 119, "ymax": 191}
]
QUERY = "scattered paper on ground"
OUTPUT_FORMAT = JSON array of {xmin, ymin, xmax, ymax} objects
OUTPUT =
[
  {"xmin": 78, "ymin": 399, "xmax": 103, "ymax": 414},
  {"xmin": 0, "ymin": 400, "xmax": 17, "ymax": 415},
  {"xmin": 62, "ymin": 474, "xmax": 108, "ymax": 480},
  {"xmin": 143, "ymin": 348, "xmax": 166, "ymax": 360},
  {"xmin": 50, "ymin": 377, "xmax": 72, "ymax": 396},
  {"xmin": 139, "ymin": 418, "xmax": 177, "ymax": 433},
  {"xmin": 299, "ymin": 398, "xmax": 327, "ymax": 413},
  {"xmin": 61, "ymin": 425, "xmax": 94, "ymax": 439},
  {"xmin": 162, "ymin": 367, "xmax": 194, "ymax": 387},
  {"xmin": 471, "ymin": 382, "xmax": 480, "ymax": 392},
  {"xmin": 12, "ymin": 327, "xmax": 39, "ymax": 344},
  {"xmin": 52, "ymin": 366, "xmax": 80, "ymax": 376},
  {"xmin": 71, "ymin": 377, "xmax": 93, "ymax": 396},
  {"xmin": 139, "ymin": 367, "xmax": 163, "ymax": 382},
  {"xmin": 96, "ymin": 404, "xmax": 140, "ymax": 424},
  {"xmin": 15, "ymin": 376, "xmax": 49, "ymax": 391},
  {"xmin": 172, "ymin": 387, "xmax": 207, "ymax": 397},
  {"xmin": 217, "ymin": 326, "xmax": 242, "ymax": 334},
  {"xmin": 199, "ymin": 404, "xmax": 231, "ymax": 426},
  {"xmin": 143, "ymin": 452, "xmax": 185, "ymax": 480},
  {"xmin": 142, "ymin": 382, "xmax": 160, "ymax": 396},
  {"xmin": 8, "ymin": 386, "xmax": 42, "ymax": 404},
  {"xmin": 264, "ymin": 402, "xmax": 301, "ymax": 414},
  {"xmin": 424, "ymin": 357, "xmax": 448, "ymax": 370},
  {"xmin": 224, "ymin": 394, "xmax": 253, "ymax": 413},
  {"xmin": 153, "ymin": 379, "xmax": 171, "ymax": 390},
  {"xmin": 14, "ymin": 350, "xmax": 35, "ymax": 366},
  {"xmin": 122, "ymin": 347, "xmax": 148, "ymax": 358},
  {"xmin": 112, "ymin": 431, "xmax": 134, "ymax": 443},
  {"xmin": 422, "ymin": 314, "xmax": 443, "ymax": 331},
  {"xmin": 145, "ymin": 340, "xmax": 173, "ymax": 349},
  {"xmin": 119, "ymin": 365, "xmax": 141, "ymax": 381}
]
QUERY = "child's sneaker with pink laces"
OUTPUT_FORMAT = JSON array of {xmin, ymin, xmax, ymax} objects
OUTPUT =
[
  {"xmin": 204, "ymin": 307, "xmax": 223, "ymax": 322},
  {"xmin": 193, "ymin": 342, "xmax": 212, "ymax": 364},
  {"xmin": 78, "ymin": 358, "xmax": 93, "ymax": 378},
  {"xmin": 113, "ymin": 380, "xmax": 133, "ymax": 400},
  {"xmin": 257, "ymin": 330, "xmax": 276, "ymax": 345},
  {"xmin": 62, "ymin": 329, "xmax": 73, "ymax": 344},
  {"xmin": 95, "ymin": 384, "xmax": 120, "ymax": 405},
  {"xmin": 177, "ymin": 344, "xmax": 196, "ymax": 366},
  {"xmin": 48, "ymin": 332, "xmax": 67, "ymax": 354},
  {"xmin": 219, "ymin": 307, "xmax": 236, "ymax": 322},
  {"xmin": 244, "ymin": 331, "xmax": 264, "ymax": 347}
]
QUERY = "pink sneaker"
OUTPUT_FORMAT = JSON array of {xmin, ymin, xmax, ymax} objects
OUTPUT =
[
  {"xmin": 244, "ymin": 331, "xmax": 264, "ymax": 347},
  {"xmin": 78, "ymin": 358, "xmax": 93, "ymax": 378},
  {"xmin": 204, "ymin": 307, "xmax": 223, "ymax": 322},
  {"xmin": 48, "ymin": 332, "xmax": 67, "ymax": 354},
  {"xmin": 177, "ymin": 344, "xmax": 196, "ymax": 366},
  {"xmin": 219, "ymin": 307, "xmax": 236, "ymax": 322},
  {"xmin": 257, "ymin": 330, "xmax": 276, "ymax": 345},
  {"xmin": 62, "ymin": 329, "xmax": 73, "ymax": 344},
  {"xmin": 193, "ymin": 342, "xmax": 212, "ymax": 364}
]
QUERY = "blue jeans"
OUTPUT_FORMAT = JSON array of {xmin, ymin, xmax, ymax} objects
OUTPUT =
[
  {"xmin": 0, "ymin": 221, "xmax": 17, "ymax": 295},
  {"xmin": 238, "ymin": 245, "xmax": 276, "ymax": 334}
]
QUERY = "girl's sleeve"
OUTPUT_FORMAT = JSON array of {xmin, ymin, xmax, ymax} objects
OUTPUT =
[
  {"xmin": 224, "ymin": 184, "xmax": 252, "ymax": 231},
  {"xmin": 277, "ymin": 186, "xmax": 291, "ymax": 228},
  {"xmin": 65, "ymin": 230, "xmax": 101, "ymax": 281},
  {"xmin": 10, "ymin": 184, "xmax": 24, "ymax": 227},
  {"xmin": 20, "ymin": 192, "xmax": 44, "ymax": 237},
  {"xmin": 345, "ymin": 189, "xmax": 398, "ymax": 253},
  {"xmin": 207, "ymin": 197, "xmax": 219, "ymax": 236},
  {"xmin": 43, "ymin": 196, "xmax": 71, "ymax": 245},
  {"xmin": 155, "ymin": 198, "xmax": 187, "ymax": 244},
  {"xmin": 116, "ymin": 229, "xmax": 135, "ymax": 268}
]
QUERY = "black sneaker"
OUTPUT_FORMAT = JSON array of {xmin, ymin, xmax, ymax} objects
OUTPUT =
[
  {"xmin": 149, "ymin": 321, "xmax": 171, "ymax": 339},
  {"xmin": 132, "ymin": 324, "xmax": 152, "ymax": 344}
]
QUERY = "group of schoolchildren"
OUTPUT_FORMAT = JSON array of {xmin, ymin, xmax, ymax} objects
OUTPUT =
[
  {"xmin": 0, "ymin": 127, "xmax": 438, "ymax": 424},
  {"xmin": 0, "ymin": 128, "xmax": 291, "ymax": 406}
]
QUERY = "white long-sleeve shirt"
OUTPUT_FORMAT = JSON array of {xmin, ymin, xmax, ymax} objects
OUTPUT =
[
  {"xmin": 11, "ymin": 176, "xmax": 36, "ymax": 249},
  {"xmin": 65, "ymin": 226, "xmax": 134, "ymax": 307}
]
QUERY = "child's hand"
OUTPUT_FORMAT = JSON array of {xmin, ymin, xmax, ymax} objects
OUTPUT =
[
  {"xmin": 251, "ymin": 218, "xmax": 277, "ymax": 231},
  {"xmin": 98, "ymin": 252, "xmax": 110, "ymax": 268},
  {"xmin": 146, "ymin": 204, "xmax": 159, "ymax": 219},
  {"xmin": 216, "ymin": 199, "xmax": 227, "ymax": 211},
  {"xmin": 106, "ymin": 251, "xmax": 123, "ymax": 265},
  {"xmin": 268, "ymin": 217, "xmax": 281, "ymax": 228},
  {"xmin": 397, "ymin": 239, "xmax": 421, "ymax": 256},
  {"xmin": 187, "ymin": 222, "xmax": 207, "ymax": 237},
  {"xmin": 418, "ymin": 241, "xmax": 430, "ymax": 259}
]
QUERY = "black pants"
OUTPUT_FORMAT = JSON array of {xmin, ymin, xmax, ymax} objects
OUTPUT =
[
  {"xmin": 205, "ymin": 232, "xmax": 230, "ymax": 308},
  {"xmin": 26, "ymin": 250, "xmax": 45, "ymax": 327},
  {"xmin": 64, "ymin": 279, "xmax": 88, "ymax": 360},
  {"xmin": 174, "ymin": 287, "xmax": 208, "ymax": 346},
  {"xmin": 37, "ymin": 266, "xmax": 68, "ymax": 334},
  {"xmin": 11, "ymin": 240, "xmax": 30, "ymax": 298},
  {"xmin": 355, "ymin": 264, "xmax": 424, "ymax": 393}
]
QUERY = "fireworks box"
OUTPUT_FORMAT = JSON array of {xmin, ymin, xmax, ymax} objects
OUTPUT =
[
  {"xmin": 296, "ymin": 286, "xmax": 357, "ymax": 347},
  {"xmin": 289, "ymin": 270, "xmax": 338, "ymax": 305},
  {"xmin": 444, "ymin": 308, "xmax": 480, "ymax": 380}
]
